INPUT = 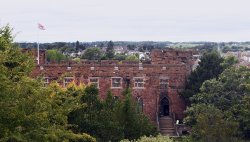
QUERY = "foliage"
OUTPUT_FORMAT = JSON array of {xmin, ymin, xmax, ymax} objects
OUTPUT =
[
  {"xmin": 181, "ymin": 51, "xmax": 235, "ymax": 105},
  {"xmin": 125, "ymin": 55, "xmax": 139, "ymax": 62},
  {"xmin": 237, "ymin": 96, "xmax": 250, "ymax": 138},
  {"xmin": 73, "ymin": 57, "xmax": 81, "ymax": 62},
  {"xmin": 0, "ymin": 25, "xmax": 95, "ymax": 142},
  {"xmin": 220, "ymin": 55, "xmax": 238, "ymax": 69},
  {"xmin": 127, "ymin": 44, "xmax": 136, "ymax": 50},
  {"xmin": 119, "ymin": 88, "xmax": 157, "ymax": 140},
  {"xmin": 114, "ymin": 53, "xmax": 128, "ymax": 61},
  {"xmin": 46, "ymin": 49, "xmax": 67, "ymax": 62},
  {"xmin": 68, "ymin": 86, "xmax": 157, "ymax": 142},
  {"xmin": 185, "ymin": 66, "xmax": 250, "ymax": 140},
  {"xmin": 185, "ymin": 104, "xmax": 238, "ymax": 142},
  {"xmin": 68, "ymin": 85, "xmax": 123, "ymax": 142},
  {"xmin": 81, "ymin": 47, "xmax": 103, "ymax": 60},
  {"xmin": 120, "ymin": 135, "xmax": 173, "ymax": 142},
  {"xmin": 106, "ymin": 40, "xmax": 114, "ymax": 59}
]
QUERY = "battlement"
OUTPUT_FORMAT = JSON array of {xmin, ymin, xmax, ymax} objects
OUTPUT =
[
  {"xmin": 151, "ymin": 49, "xmax": 194, "ymax": 64},
  {"xmin": 28, "ymin": 48, "xmax": 195, "ymax": 67}
]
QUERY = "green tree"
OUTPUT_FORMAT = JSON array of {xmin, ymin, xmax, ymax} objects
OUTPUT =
[
  {"xmin": 68, "ymin": 86, "xmax": 157, "ymax": 141},
  {"xmin": 114, "ymin": 53, "xmax": 127, "ymax": 61},
  {"xmin": 118, "ymin": 88, "xmax": 157, "ymax": 140},
  {"xmin": 185, "ymin": 66, "xmax": 250, "ymax": 140},
  {"xmin": 46, "ymin": 49, "xmax": 67, "ymax": 63},
  {"xmin": 125, "ymin": 55, "xmax": 139, "ymax": 62},
  {"xmin": 82, "ymin": 47, "xmax": 102, "ymax": 60},
  {"xmin": 121, "ymin": 135, "xmax": 173, "ymax": 142},
  {"xmin": 182, "ymin": 51, "xmax": 225, "ymax": 104},
  {"xmin": 106, "ymin": 40, "xmax": 114, "ymax": 59},
  {"xmin": 68, "ymin": 85, "xmax": 123, "ymax": 142},
  {"xmin": 220, "ymin": 55, "xmax": 238, "ymax": 69},
  {"xmin": 76, "ymin": 40, "xmax": 80, "ymax": 50},
  {"xmin": 0, "ymin": 25, "xmax": 96, "ymax": 142},
  {"xmin": 127, "ymin": 45, "xmax": 136, "ymax": 51},
  {"xmin": 185, "ymin": 104, "xmax": 238, "ymax": 142}
]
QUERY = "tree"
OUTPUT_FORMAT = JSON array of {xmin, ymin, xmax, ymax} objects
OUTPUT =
[
  {"xmin": 106, "ymin": 40, "xmax": 114, "ymax": 59},
  {"xmin": 125, "ymin": 55, "xmax": 139, "ymax": 62},
  {"xmin": 182, "ymin": 51, "xmax": 225, "ymax": 104},
  {"xmin": 127, "ymin": 45, "xmax": 136, "ymax": 51},
  {"xmin": 81, "ymin": 47, "xmax": 103, "ymax": 60},
  {"xmin": 118, "ymin": 88, "xmax": 157, "ymax": 140},
  {"xmin": 185, "ymin": 104, "xmax": 238, "ymax": 142},
  {"xmin": 114, "ymin": 53, "xmax": 127, "ymax": 61},
  {"xmin": 76, "ymin": 40, "xmax": 80, "ymax": 50},
  {"xmin": 0, "ymin": 25, "xmax": 96, "ymax": 142},
  {"xmin": 68, "ymin": 86, "xmax": 157, "ymax": 141},
  {"xmin": 46, "ymin": 49, "xmax": 67, "ymax": 63},
  {"xmin": 121, "ymin": 135, "xmax": 173, "ymax": 142},
  {"xmin": 68, "ymin": 85, "xmax": 123, "ymax": 142},
  {"xmin": 75, "ymin": 40, "xmax": 86, "ymax": 51},
  {"xmin": 185, "ymin": 66, "xmax": 250, "ymax": 140}
]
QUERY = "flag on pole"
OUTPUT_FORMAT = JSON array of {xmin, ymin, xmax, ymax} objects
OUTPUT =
[
  {"xmin": 37, "ymin": 23, "xmax": 45, "ymax": 65},
  {"xmin": 38, "ymin": 23, "xmax": 45, "ymax": 30}
]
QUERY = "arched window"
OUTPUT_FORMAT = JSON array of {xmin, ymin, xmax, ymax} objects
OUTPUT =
[{"xmin": 136, "ymin": 96, "xmax": 143, "ymax": 113}]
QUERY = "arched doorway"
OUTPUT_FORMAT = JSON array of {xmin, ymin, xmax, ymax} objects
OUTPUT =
[{"xmin": 159, "ymin": 97, "xmax": 169, "ymax": 116}]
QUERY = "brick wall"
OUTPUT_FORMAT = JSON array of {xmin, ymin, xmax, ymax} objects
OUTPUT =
[{"xmin": 31, "ymin": 48, "xmax": 195, "ymax": 123}]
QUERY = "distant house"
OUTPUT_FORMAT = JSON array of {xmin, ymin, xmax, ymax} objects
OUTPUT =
[
  {"xmin": 114, "ymin": 46, "xmax": 127, "ymax": 54},
  {"xmin": 223, "ymin": 51, "xmax": 250, "ymax": 67}
]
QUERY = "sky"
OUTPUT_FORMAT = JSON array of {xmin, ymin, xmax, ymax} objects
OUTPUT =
[{"xmin": 1, "ymin": 0, "xmax": 250, "ymax": 42}]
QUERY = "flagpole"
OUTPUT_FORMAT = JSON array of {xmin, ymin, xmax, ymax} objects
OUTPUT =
[
  {"xmin": 37, "ymin": 23, "xmax": 45, "ymax": 65},
  {"xmin": 37, "ymin": 25, "xmax": 40, "ymax": 65},
  {"xmin": 37, "ymin": 42, "xmax": 40, "ymax": 65}
]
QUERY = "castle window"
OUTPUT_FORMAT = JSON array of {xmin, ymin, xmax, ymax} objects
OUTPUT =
[
  {"xmin": 139, "ymin": 66, "xmax": 143, "ymax": 70},
  {"xmin": 134, "ymin": 77, "xmax": 144, "ymax": 88},
  {"xmin": 111, "ymin": 77, "xmax": 122, "ymax": 88},
  {"xmin": 136, "ymin": 97, "xmax": 143, "ymax": 113},
  {"xmin": 160, "ymin": 78, "xmax": 169, "ymax": 89},
  {"xmin": 89, "ymin": 77, "xmax": 99, "ymax": 88},
  {"xmin": 64, "ymin": 77, "xmax": 74, "ymax": 87}
]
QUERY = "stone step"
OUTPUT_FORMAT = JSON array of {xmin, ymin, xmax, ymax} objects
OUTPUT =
[
  {"xmin": 160, "ymin": 125, "xmax": 174, "ymax": 129},
  {"xmin": 160, "ymin": 128, "xmax": 176, "ymax": 135},
  {"xmin": 159, "ymin": 117, "xmax": 174, "ymax": 128},
  {"xmin": 159, "ymin": 116, "xmax": 176, "ymax": 136},
  {"xmin": 159, "ymin": 124, "xmax": 174, "ymax": 128},
  {"xmin": 159, "ymin": 116, "xmax": 172, "ymax": 120},
  {"xmin": 159, "ymin": 120, "xmax": 174, "ymax": 125},
  {"xmin": 159, "ymin": 118, "xmax": 173, "ymax": 122},
  {"xmin": 161, "ymin": 132, "xmax": 176, "ymax": 136},
  {"xmin": 160, "ymin": 128, "xmax": 175, "ymax": 131}
]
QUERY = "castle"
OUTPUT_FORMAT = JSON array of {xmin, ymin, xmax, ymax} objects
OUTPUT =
[{"xmin": 28, "ymin": 48, "xmax": 195, "ymax": 135}]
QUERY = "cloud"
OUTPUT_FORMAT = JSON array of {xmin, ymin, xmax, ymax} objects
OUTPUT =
[{"xmin": 1, "ymin": 0, "xmax": 250, "ymax": 42}]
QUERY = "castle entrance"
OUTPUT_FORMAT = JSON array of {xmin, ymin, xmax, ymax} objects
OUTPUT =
[{"xmin": 159, "ymin": 97, "xmax": 169, "ymax": 116}]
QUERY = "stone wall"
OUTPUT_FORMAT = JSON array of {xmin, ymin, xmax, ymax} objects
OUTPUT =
[{"xmin": 31, "ymin": 48, "xmax": 195, "ymax": 123}]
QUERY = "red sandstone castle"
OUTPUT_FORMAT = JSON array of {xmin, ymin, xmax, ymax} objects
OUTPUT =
[{"xmin": 28, "ymin": 48, "xmax": 195, "ymax": 135}]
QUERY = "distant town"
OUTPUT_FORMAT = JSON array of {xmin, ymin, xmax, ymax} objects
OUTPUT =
[{"xmin": 18, "ymin": 41, "xmax": 250, "ymax": 67}]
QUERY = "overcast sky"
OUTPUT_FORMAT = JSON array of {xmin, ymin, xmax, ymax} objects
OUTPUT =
[{"xmin": 1, "ymin": 0, "xmax": 250, "ymax": 42}]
